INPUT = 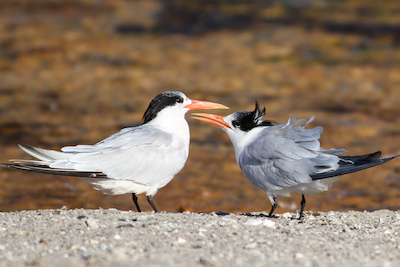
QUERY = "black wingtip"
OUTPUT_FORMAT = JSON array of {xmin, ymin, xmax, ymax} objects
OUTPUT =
[
  {"xmin": 1, "ymin": 163, "xmax": 107, "ymax": 178},
  {"xmin": 312, "ymin": 152, "xmax": 400, "ymax": 180},
  {"xmin": 340, "ymin": 151, "xmax": 382, "ymax": 162},
  {"xmin": 1, "ymin": 163, "xmax": 44, "ymax": 173},
  {"xmin": 1, "ymin": 162, "xmax": 22, "ymax": 169},
  {"xmin": 370, "ymin": 151, "xmax": 382, "ymax": 160},
  {"xmin": 381, "ymin": 154, "xmax": 400, "ymax": 162}
]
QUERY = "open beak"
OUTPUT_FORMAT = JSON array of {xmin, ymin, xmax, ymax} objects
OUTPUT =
[
  {"xmin": 191, "ymin": 113, "xmax": 231, "ymax": 129},
  {"xmin": 184, "ymin": 100, "xmax": 229, "ymax": 111}
]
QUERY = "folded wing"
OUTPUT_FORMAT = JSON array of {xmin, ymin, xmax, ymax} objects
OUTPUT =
[
  {"xmin": 239, "ymin": 116, "xmax": 347, "ymax": 191},
  {"xmin": 4, "ymin": 125, "xmax": 184, "ymax": 185}
]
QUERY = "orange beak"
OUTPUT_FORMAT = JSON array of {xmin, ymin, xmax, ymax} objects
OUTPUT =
[
  {"xmin": 184, "ymin": 100, "xmax": 228, "ymax": 111},
  {"xmin": 191, "ymin": 113, "xmax": 231, "ymax": 129}
]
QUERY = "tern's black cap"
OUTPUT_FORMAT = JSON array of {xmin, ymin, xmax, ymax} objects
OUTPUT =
[
  {"xmin": 142, "ymin": 91, "xmax": 185, "ymax": 124},
  {"xmin": 232, "ymin": 101, "xmax": 275, "ymax": 131}
]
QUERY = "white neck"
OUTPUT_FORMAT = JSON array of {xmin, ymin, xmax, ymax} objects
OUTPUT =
[
  {"xmin": 226, "ymin": 127, "xmax": 265, "ymax": 163},
  {"xmin": 147, "ymin": 106, "xmax": 190, "ymax": 147}
]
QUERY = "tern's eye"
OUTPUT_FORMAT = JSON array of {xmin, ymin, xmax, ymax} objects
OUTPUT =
[
  {"xmin": 232, "ymin": 120, "xmax": 240, "ymax": 127},
  {"xmin": 176, "ymin": 98, "xmax": 183, "ymax": 103}
]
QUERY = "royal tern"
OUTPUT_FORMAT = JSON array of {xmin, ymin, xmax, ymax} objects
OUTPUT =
[
  {"xmin": 193, "ymin": 102, "xmax": 399, "ymax": 219},
  {"xmin": 1, "ymin": 91, "xmax": 228, "ymax": 212}
]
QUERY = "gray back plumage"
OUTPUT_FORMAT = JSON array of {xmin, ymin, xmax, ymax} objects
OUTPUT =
[{"xmin": 238, "ymin": 116, "xmax": 346, "ymax": 192}]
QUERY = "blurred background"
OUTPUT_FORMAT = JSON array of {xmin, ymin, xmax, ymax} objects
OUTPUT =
[{"xmin": 1, "ymin": 0, "xmax": 400, "ymax": 214}]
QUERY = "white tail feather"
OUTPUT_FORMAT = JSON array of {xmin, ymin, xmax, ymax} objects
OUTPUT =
[{"xmin": 18, "ymin": 144, "xmax": 71, "ymax": 162}]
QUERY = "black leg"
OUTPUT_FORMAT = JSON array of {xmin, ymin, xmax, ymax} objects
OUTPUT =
[
  {"xmin": 299, "ymin": 194, "xmax": 306, "ymax": 220},
  {"xmin": 132, "ymin": 193, "xmax": 141, "ymax": 212},
  {"xmin": 268, "ymin": 196, "xmax": 277, "ymax": 217},
  {"xmin": 147, "ymin": 195, "xmax": 159, "ymax": 212}
]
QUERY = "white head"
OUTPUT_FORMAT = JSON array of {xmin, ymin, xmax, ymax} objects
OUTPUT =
[
  {"xmin": 192, "ymin": 102, "xmax": 275, "ymax": 152},
  {"xmin": 142, "ymin": 91, "xmax": 228, "ymax": 125}
]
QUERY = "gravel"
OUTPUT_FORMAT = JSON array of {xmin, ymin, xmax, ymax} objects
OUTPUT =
[{"xmin": 1, "ymin": 208, "xmax": 400, "ymax": 266}]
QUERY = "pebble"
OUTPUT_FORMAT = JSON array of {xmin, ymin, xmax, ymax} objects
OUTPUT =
[
  {"xmin": 85, "ymin": 217, "xmax": 99, "ymax": 229},
  {"xmin": 282, "ymin": 212, "xmax": 293, "ymax": 219},
  {"xmin": 176, "ymin": 237, "xmax": 187, "ymax": 244}
]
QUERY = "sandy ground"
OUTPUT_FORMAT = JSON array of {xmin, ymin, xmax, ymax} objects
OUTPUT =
[{"xmin": 1, "ymin": 208, "xmax": 400, "ymax": 266}]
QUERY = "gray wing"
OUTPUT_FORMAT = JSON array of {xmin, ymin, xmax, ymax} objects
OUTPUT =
[
  {"xmin": 51, "ymin": 125, "xmax": 183, "ymax": 184},
  {"xmin": 238, "ymin": 116, "xmax": 346, "ymax": 191},
  {"xmin": 61, "ymin": 125, "xmax": 172, "ymax": 153},
  {"xmin": 6, "ymin": 125, "xmax": 185, "ymax": 185}
]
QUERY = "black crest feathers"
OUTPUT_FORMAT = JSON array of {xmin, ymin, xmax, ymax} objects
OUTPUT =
[
  {"xmin": 233, "ymin": 101, "xmax": 275, "ymax": 132},
  {"xmin": 253, "ymin": 101, "xmax": 275, "ymax": 127},
  {"xmin": 252, "ymin": 101, "xmax": 266, "ymax": 122}
]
